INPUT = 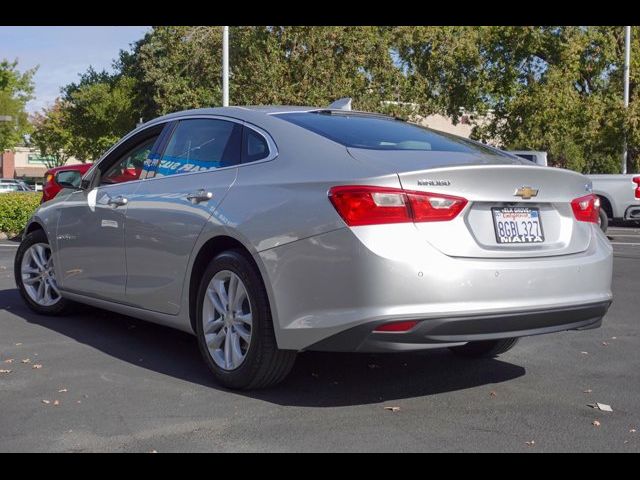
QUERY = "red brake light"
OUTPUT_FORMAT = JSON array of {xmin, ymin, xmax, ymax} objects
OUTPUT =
[
  {"xmin": 633, "ymin": 177, "xmax": 640, "ymax": 199},
  {"xmin": 571, "ymin": 194, "xmax": 600, "ymax": 223},
  {"xmin": 328, "ymin": 186, "xmax": 467, "ymax": 226},
  {"xmin": 373, "ymin": 320, "xmax": 419, "ymax": 332}
]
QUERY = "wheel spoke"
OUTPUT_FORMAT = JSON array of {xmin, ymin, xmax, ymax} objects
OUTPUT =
[
  {"xmin": 30, "ymin": 248, "xmax": 44, "ymax": 270},
  {"xmin": 227, "ymin": 274, "xmax": 238, "ymax": 312},
  {"xmin": 204, "ymin": 318, "xmax": 224, "ymax": 335},
  {"xmin": 48, "ymin": 279, "xmax": 61, "ymax": 298},
  {"xmin": 207, "ymin": 288, "xmax": 226, "ymax": 317},
  {"xmin": 213, "ymin": 279, "xmax": 228, "ymax": 312},
  {"xmin": 36, "ymin": 280, "xmax": 45, "ymax": 301},
  {"xmin": 235, "ymin": 312, "xmax": 252, "ymax": 326},
  {"xmin": 224, "ymin": 329, "xmax": 232, "ymax": 368},
  {"xmin": 22, "ymin": 275, "xmax": 40, "ymax": 285},
  {"xmin": 230, "ymin": 331, "xmax": 244, "ymax": 366},
  {"xmin": 231, "ymin": 280, "xmax": 248, "ymax": 313},
  {"xmin": 234, "ymin": 324, "xmax": 251, "ymax": 343},
  {"xmin": 206, "ymin": 328, "xmax": 226, "ymax": 350}
]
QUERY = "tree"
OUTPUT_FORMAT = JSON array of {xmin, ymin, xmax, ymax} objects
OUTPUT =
[
  {"xmin": 61, "ymin": 68, "xmax": 139, "ymax": 161},
  {"xmin": 0, "ymin": 59, "xmax": 36, "ymax": 151},
  {"xmin": 30, "ymin": 99, "xmax": 74, "ymax": 168}
]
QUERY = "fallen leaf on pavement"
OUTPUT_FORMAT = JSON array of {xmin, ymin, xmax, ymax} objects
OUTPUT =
[
  {"xmin": 611, "ymin": 336, "xmax": 617, "ymax": 340},
  {"xmin": 53, "ymin": 400, "xmax": 60, "ymax": 406},
  {"xmin": 3, "ymin": 359, "xmax": 14, "ymax": 364},
  {"xmin": 580, "ymin": 351, "xmax": 589, "ymax": 355},
  {"xmin": 14, "ymin": 343, "xmax": 22, "ymax": 346},
  {"xmin": 0, "ymin": 369, "xmax": 11, "ymax": 374},
  {"xmin": 587, "ymin": 403, "xmax": 613, "ymax": 412},
  {"xmin": 149, "ymin": 450, "xmax": 158, "ymax": 453},
  {"xmin": 21, "ymin": 358, "xmax": 31, "ymax": 364},
  {"xmin": 525, "ymin": 441, "xmax": 535, "ymax": 447},
  {"xmin": 583, "ymin": 389, "xmax": 593, "ymax": 393},
  {"xmin": 489, "ymin": 391, "xmax": 497, "ymax": 397},
  {"xmin": 41, "ymin": 400, "xmax": 50, "ymax": 405},
  {"xmin": 58, "ymin": 388, "xmax": 68, "ymax": 393},
  {"xmin": 630, "ymin": 429, "xmax": 636, "ymax": 433},
  {"xmin": 593, "ymin": 420, "xmax": 601, "ymax": 427},
  {"xmin": 602, "ymin": 342, "xmax": 609, "ymax": 346},
  {"xmin": 32, "ymin": 364, "xmax": 42, "ymax": 369},
  {"xmin": 384, "ymin": 406, "xmax": 401, "ymax": 412}
]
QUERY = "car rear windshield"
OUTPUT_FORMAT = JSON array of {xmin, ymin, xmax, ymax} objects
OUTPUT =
[{"xmin": 276, "ymin": 111, "xmax": 506, "ymax": 156}]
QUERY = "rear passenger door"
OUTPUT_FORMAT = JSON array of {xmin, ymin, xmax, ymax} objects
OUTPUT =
[{"xmin": 124, "ymin": 117, "xmax": 242, "ymax": 314}]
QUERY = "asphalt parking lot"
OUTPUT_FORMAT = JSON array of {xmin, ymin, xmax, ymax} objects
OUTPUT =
[{"xmin": 1, "ymin": 226, "xmax": 639, "ymax": 452}]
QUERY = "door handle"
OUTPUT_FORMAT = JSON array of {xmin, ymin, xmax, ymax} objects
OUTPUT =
[
  {"xmin": 107, "ymin": 195, "xmax": 128, "ymax": 207},
  {"xmin": 186, "ymin": 189, "xmax": 213, "ymax": 204}
]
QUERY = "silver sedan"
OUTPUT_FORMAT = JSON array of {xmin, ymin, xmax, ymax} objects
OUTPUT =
[{"xmin": 15, "ymin": 105, "xmax": 613, "ymax": 389}]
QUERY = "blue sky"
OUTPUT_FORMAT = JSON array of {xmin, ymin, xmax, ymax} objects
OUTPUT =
[{"xmin": 0, "ymin": 26, "xmax": 150, "ymax": 113}]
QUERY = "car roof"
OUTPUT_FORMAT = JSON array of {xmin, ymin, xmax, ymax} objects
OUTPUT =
[
  {"xmin": 46, "ymin": 163, "xmax": 93, "ymax": 174},
  {"xmin": 139, "ymin": 105, "xmax": 391, "ymax": 129}
]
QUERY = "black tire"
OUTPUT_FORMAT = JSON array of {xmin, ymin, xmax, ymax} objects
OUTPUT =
[
  {"xmin": 195, "ymin": 250, "xmax": 296, "ymax": 389},
  {"xmin": 14, "ymin": 229, "xmax": 73, "ymax": 315},
  {"xmin": 449, "ymin": 338, "xmax": 519, "ymax": 358},
  {"xmin": 598, "ymin": 208, "xmax": 608, "ymax": 233}
]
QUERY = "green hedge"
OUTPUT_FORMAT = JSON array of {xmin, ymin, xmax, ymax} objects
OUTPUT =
[{"xmin": 0, "ymin": 192, "xmax": 42, "ymax": 236}]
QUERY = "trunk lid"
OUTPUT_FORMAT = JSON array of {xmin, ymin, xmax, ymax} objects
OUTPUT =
[{"xmin": 347, "ymin": 148, "xmax": 594, "ymax": 258}]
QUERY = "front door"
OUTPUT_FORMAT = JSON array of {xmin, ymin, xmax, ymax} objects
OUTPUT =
[{"xmin": 55, "ymin": 127, "xmax": 165, "ymax": 302}]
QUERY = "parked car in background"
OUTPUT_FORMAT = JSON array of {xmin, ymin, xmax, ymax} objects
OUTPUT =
[
  {"xmin": 588, "ymin": 174, "xmax": 640, "ymax": 231},
  {"xmin": 508, "ymin": 151, "xmax": 640, "ymax": 233},
  {"xmin": 15, "ymin": 105, "xmax": 613, "ymax": 389},
  {"xmin": 0, "ymin": 179, "xmax": 33, "ymax": 191},
  {"xmin": 0, "ymin": 181, "xmax": 32, "ymax": 193},
  {"xmin": 41, "ymin": 163, "xmax": 92, "ymax": 203}
]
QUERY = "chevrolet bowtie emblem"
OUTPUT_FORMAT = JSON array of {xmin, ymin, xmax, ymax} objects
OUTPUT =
[{"xmin": 514, "ymin": 186, "xmax": 539, "ymax": 199}]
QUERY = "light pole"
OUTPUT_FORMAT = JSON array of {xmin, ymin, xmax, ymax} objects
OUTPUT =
[
  {"xmin": 222, "ymin": 26, "xmax": 229, "ymax": 107},
  {"xmin": 623, "ymin": 26, "xmax": 631, "ymax": 174}
]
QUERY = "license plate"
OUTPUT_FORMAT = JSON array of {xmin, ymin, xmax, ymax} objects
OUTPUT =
[{"xmin": 492, "ymin": 207, "xmax": 544, "ymax": 244}]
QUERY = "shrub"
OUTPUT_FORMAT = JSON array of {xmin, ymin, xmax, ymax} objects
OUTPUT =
[{"xmin": 0, "ymin": 192, "xmax": 42, "ymax": 236}]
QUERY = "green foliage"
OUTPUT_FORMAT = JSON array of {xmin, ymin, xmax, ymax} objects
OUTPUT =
[
  {"xmin": 30, "ymin": 99, "xmax": 74, "ymax": 168},
  {"xmin": 0, "ymin": 59, "xmax": 36, "ymax": 151},
  {"xmin": 33, "ymin": 26, "xmax": 640, "ymax": 174},
  {"xmin": 0, "ymin": 192, "xmax": 41, "ymax": 236},
  {"xmin": 61, "ymin": 68, "xmax": 140, "ymax": 162}
]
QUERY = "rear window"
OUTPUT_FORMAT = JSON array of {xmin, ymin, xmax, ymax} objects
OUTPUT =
[{"xmin": 277, "ymin": 112, "xmax": 505, "ymax": 156}]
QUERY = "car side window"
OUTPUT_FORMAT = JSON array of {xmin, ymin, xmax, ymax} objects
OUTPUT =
[
  {"xmin": 242, "ymin": 127, "xmax": 270, "ymax": 163},
  {"xmin": 155, "ymin": 119, "xmax": 242, "ymax": 177},
  {"xmin": 101, "ymin": 136, "xmax": 158, "ymax": 185}
]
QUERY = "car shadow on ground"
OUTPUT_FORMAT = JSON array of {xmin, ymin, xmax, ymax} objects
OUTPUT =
[{"xmin": 0, "ymin": 287, "xmax": 525, "ymax": 407}]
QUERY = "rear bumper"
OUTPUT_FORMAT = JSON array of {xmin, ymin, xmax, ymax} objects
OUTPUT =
[{"xmin": 307, "ymin": 301, "xmax": 611, "ymax": 352}]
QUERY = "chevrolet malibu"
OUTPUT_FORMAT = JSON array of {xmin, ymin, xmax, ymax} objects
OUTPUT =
[{"xmin": 15, "ymin": 105, "xmax": 614, "ymax": 389}]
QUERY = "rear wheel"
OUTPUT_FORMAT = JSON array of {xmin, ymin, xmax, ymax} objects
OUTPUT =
[
  {"xmin": 195, "ymin": 250, "xmax": 296, "ymax": 389},
  {"xmin": 14, "ymin": 229, "xmax": 72, "ymax": 315},
  {"xmin": 449, "ymin": 338, "xmax": 519, "ymax": 358},
  {"xmin": 598, "ymin": 208, "xmax": 608, "ymax": 233}
]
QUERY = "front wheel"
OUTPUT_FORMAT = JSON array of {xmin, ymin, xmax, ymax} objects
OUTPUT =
[
  {"xmin": 14, "ymin": 229, "xmax": 73, "ymax": 315},
  {"xmin": 449, "ymin": 338, "xmax": 519, "ymax": 358},
  {"xmin": 195, "ymin": 250, "xmax": 296, "ymax": 389}
]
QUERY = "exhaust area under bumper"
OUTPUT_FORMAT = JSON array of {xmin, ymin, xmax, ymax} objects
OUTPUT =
[{"xmin": 306, "ymin": 301, "xmax": 611, "ymax": 353}]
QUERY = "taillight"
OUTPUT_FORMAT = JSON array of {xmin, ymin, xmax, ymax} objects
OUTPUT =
[
  {"xmin": 45, "ymin": 173, "xmax": 54, "ymax": 183},
  {"xmin": 328, "ymin": 186, "xmax": 467, "ymax": 226},
  {"xmin": 633, "ymin": 177, "xmax": 640, "ymax": 199},
  {"xmin": 571, "ymin": 194, "xmax": 600, "ymax": 223}
]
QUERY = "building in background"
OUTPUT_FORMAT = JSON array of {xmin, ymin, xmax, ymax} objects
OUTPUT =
[{"xmin": 0, "ymin": 147, "xmax": 84, "ymax": 185}]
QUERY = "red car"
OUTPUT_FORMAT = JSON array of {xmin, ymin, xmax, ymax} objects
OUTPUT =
[{"xmin": 41, "ymin": 163, "xmax": 93, "ymax": 203}]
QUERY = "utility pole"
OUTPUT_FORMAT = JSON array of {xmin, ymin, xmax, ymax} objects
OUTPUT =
[
  {"xmin": 623, "ymin": 26, "xmax": 631, "ymax": 174},
  {"xmin": 222, "ymin": 26, "xmax": 229, "ymax": 107}
]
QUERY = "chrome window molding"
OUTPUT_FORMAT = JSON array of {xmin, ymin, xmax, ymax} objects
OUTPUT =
[{"xmin": 82, "ymin": 115, "xmax": 279, "ymax": 192}]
